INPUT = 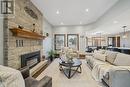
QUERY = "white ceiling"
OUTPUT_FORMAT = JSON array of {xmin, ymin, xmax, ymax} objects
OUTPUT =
[
  {"xmin": 31, "ymin": 0, "xmax": 118, "ymax": 26},
  {"xmin": 86, "ymin": 10, "xmax": 130, "ymax": 36}
]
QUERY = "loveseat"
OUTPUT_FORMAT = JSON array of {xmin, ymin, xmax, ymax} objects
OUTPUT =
[{"xmin": 86, "ymin": 50, "xmax": 130, "ymax": 87}]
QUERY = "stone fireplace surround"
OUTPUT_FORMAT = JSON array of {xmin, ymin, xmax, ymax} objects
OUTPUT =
[
  {"xmin": 3, "ymin": 0, "xmax": 43, "ymax": 69},
  {"xmin": 21, "ymin": 51, "xmax": 40, "ymax": 68}
]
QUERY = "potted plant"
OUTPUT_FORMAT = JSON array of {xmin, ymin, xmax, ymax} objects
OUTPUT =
[{"xmin": 48, "ymin": 50, "xmax": 55, "ymax": 61}]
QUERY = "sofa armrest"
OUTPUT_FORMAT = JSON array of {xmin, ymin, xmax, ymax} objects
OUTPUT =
[
  {"xmin": 108, "ymin": 67, "xmax": 130, "ymax": 87},
  {"xmin": 38, "ymin": 76, "xmax": 52, "ymax": 87},
  {"xmin": 24, "ymin": 76, "xmax": 52, "ymax": 87},
  {"xmin": 19, "ymin": 66, "xmax": 30, "ymax": 79}
]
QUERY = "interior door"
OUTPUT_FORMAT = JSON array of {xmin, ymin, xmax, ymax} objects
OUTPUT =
[
  {"xmin": 108, "ymin": 37, "xmax": 116, "ymax": 47},
  {"xmin": 117, "ymin": 36, "xmax": 120, "ymax": 47}
]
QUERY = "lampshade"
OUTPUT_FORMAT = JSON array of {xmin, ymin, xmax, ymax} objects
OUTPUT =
[{"xmin": 122, "ymin": 35, "xmax": 127, "ymax": 39}]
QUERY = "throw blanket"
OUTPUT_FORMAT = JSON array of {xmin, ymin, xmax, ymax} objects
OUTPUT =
[
  {"xmin": 92, "ymin": 62, "xmax": 130, "ymax": 82},
  {"xmin": 0, "ymin": 65, "xmax": 25, "ymax": 87},
  {"xmin": 92, "ymin": 61, "xmax": 113, "ymax": 82}
]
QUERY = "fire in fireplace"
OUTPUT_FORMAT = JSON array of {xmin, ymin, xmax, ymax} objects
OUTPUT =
[{"xmin": 21, "ymin": 51, "xmax": 40, "ymax": 68}]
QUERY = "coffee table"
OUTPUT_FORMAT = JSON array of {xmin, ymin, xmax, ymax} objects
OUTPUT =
[{"xmin": 59, "ymin": 58, "xmax": 82, "ymax": 79}]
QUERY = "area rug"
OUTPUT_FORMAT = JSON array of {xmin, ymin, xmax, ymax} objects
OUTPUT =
[{"xmin": 36, "ymin": 59, "xmax": 106, "ymax": 87}]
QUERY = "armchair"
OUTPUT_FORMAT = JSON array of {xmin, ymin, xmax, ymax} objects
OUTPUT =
[{"xmin": 20, "ymin": 66, "xmax": 52, "ymax": 87}]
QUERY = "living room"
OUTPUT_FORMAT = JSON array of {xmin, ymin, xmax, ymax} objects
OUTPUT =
[{"xmin": 0, "ymin": 0, "xmax": 130, "ymax": 87}]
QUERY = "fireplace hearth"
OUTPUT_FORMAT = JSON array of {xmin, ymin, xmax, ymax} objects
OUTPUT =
[{"xmin": 21, "ymin": 51, "xmax": 41, "ymax": 68}]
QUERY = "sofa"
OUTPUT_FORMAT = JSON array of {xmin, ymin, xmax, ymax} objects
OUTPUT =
[{"xmin": 86, "ymin": 50, "xmax": 130, "ymax": 87}]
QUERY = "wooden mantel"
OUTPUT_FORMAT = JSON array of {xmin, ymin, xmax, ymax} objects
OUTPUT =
[{"xmin": 10, "ymin": 28, "xmax": 46, "ymax": 40}]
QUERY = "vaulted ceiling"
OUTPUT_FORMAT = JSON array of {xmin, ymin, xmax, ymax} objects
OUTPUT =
[{"xmin": 31, "ymin": 0, "xmax": 118, "ymax": 26}]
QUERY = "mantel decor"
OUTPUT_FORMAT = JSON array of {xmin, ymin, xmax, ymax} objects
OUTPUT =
[{"xmin": 10, "ymin": 28, "xmax": 45, "ymax": 40}]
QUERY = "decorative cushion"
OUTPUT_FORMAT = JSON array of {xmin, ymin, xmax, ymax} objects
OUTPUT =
[
  {"xmin": 94, "ymin": 53, "xmax": 106, "ymax": 62},
  {"xmin": 62, "ymin": 47, "xmax": 69, "ymax": 52},
  {"xmin": 113, "ymin": 53, "xmax": 130, "ymax": 66},
  {"xmin": 105, "ymin": 51, "xmax": 118, "ymax": 64},
  {"xmin": 99, "ymin": 50, "xmax": 106, "ymax": 54},
  {"xmin": 72, "ymin": 48, "xmax": 78, "ymax": 53},
  {"xmin": 94, "ymin": 50, "xmax": 106, "ymax": 54},
  {"xmin": 67, "ymin": 48, "xmax": 73, "ymax": 53}
]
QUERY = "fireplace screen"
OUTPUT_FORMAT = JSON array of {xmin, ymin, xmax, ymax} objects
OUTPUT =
[
  {"xmin": 27, "ymin": 58, "xmax": 38, "ymax": 68},
  {"xmin": 21, "ymin": 51, "xmax": 40, "ymax": 68}
]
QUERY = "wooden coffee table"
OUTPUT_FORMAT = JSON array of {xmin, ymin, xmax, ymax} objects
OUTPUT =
[{"xmin": 59, "ymin": 58, "xmax": 82, "ymax": 79}]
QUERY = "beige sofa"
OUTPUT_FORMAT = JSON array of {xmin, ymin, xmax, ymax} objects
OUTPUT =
[{"xmin": 86, "ymin": 50, "xmax": 130, "ymax": 87}]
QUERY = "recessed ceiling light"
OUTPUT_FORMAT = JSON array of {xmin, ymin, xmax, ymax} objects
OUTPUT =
[
  {"xmin": 80, "ymin": 21, "xmax": 82, "ymax": 24},
  {"xmin": 113, "ymin": 21, "xmax": 118, "ymax": 24},
  {"xmin": 56, "ymin": 10, "xmax": 60, "ymax": 14},
  {"xmin": 85, "ymin": 9, "xmax": 89, "ymax": 12},
  {"xmin": 61, "ymin": 22, "xmax": 64, "ymax": 25}
]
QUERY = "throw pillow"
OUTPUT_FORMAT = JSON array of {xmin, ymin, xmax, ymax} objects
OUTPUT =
[
  {"xmin": 94, "ymin": 53, "xmax": 106, "ymax": 61},
  {"xmin": 113, "ymin": 53, "xmax": 130, "ymax": 66},
  {"xmin": 105, "ymin": 51, "xmax": 118, "ymax": 64},
  {"xmin": 94, "ymin": 50, "xmax": 106, "ymax": 54}
]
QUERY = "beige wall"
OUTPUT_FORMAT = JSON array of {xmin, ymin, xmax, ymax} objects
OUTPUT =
[
  {"xmin": 0, "ymin": 18, "xmax": 3, "ymax": 65},
  {"xmin": 43, "ymin": 18, "xmax": 53, "ymax": 57}
]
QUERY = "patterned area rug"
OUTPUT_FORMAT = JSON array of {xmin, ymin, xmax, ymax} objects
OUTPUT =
[{"xmin": 36, "ymin": 59, "xmax": 106, "ymax": 87}]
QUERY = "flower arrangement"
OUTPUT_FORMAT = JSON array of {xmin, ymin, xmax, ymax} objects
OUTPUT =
[{"xmin": 65, "ymin": 51, "xmax": 74, "ymax": 63}]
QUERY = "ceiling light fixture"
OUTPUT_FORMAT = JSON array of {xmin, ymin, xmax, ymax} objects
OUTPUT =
[
  {"xmin": 122, "ymin": 26, "xmax": 127, "ymax": 39},
  {"xmin": 56, "ymin": 10, "xmax": 60, "ymax": 14},
  {"xmin": 85, "ymin": 9, "xmax": 89, "ymax": 12}
]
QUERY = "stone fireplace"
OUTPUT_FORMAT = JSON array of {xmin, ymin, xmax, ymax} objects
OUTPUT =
[
  {"xmin": 3, "ymin": 0, "xmax": 44, "ymax": 69},
  {"xmin": 21, "ymin": 51, "xmax": 40, "ymax": 68}
]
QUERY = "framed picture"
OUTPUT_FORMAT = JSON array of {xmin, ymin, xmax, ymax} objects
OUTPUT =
[
  {"xmin": 54, "ymin": 34, "xmax": 65, "ymax": 50},
  {"xmin": 67, "ymin": 34, "xmax": 79, "ymax": 50}
]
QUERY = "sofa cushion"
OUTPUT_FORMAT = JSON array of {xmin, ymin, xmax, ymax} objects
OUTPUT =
[
  {"xmin": 62, "ymin": 47, "xmax": 69, "ymax": 52},
  {"xmin": 105, "ymin": 51, "xmax": 118, "ymax": 64},
  {"xmin": 94, "ymin": 50, "xmax": 106, "ymax": 54},
  {"xmin": 113, "ymin": 53, "xmax": 130, "ymax": 66},
  {"xmin": 93, "ymin": 59, "xmax": 107, "ymax": 67},
  {"xmin": 94, "ymin": 53, "xmax": 106, "ymax": 62}
]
